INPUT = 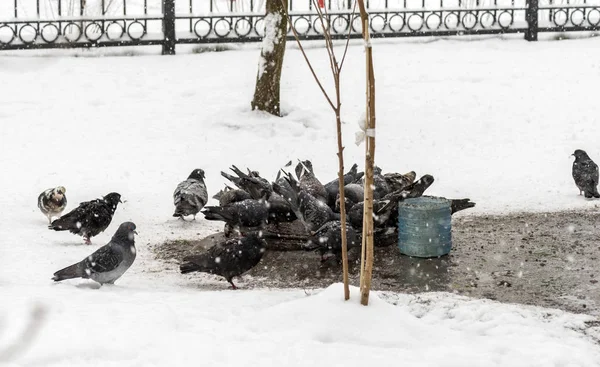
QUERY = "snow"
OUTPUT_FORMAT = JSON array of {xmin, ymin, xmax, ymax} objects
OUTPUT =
[
  {"xmin": 258, "ymin": 12, "xmax": 283, "ymax": 79},
  {"xmin": 2, "ymin": 37, "xmax": 600, "ymax": 365}
]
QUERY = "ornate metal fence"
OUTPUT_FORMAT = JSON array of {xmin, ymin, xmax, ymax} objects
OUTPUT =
[{"xmin": 1, "ymin": 0, "xmax": 599, "ymax": 53}]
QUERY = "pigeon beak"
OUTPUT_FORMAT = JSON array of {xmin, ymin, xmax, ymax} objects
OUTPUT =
[{"xmin": 134, "ymin": 230, "xmax": 139, "ymax": 235}]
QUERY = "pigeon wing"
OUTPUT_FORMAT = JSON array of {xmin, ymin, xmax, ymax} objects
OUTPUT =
[
  {"xmin": 83, "ymin": 244, "xmax": 123, "ymax": 274},
  {"xmin": 174, "ymin": 179, "xmax": 208, "ymax": 209}
]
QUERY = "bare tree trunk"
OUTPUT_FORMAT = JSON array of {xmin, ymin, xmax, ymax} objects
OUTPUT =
[
  {"xmin": 251, "ymin": 0, "xmax": 288, "ymax": 117},
  {"xmin": 282, "ymin": 0, "xmax": 354, "ymax": 299}
]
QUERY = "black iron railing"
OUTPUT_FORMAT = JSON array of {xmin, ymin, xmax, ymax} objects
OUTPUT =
[{"xmin": 1, "ymin": 0, "xmax": 599, "ymax": 53}]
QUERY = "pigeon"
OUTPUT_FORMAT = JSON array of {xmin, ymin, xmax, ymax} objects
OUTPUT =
[
  {"xmin": 295, "ymin": 160, "xmax": 328, "ymax": 203},
  {"xmin": 348, "ymin": 174, "xmax": 436, "ymax": 229},
  {"xmin": 52, "ymin": 222, "xmax": 137, "ymax": 285},
  {"xmin": 213, "ymin": 186, "xmax": 252, "ymax": 207},
  {"xmin": 49, "ymin": 192, "xmax": 122, "ymax": 245},
  {"xmin": 173, "ymin": 169, "xmax": 208, "ymax": 220},
  {"xmin": 334, "ymin": 183, "xmax": 364, "ymax": 212},
  {"xmin": 347, "ymin": 190, "xmax": 404, "ymax": 229},
  {"xmin": 220, "ymin": 166, "xmax": 296, "ymax": 222},
  {"xmin": 372, "ymin": 166, "xmax": 391, "ymax": 199},
  {"xmin": 37, "ymin": 186, "xmax": 67, "ymax": 224},
  {"xmin": 572, "ymin": 149, "xmax": 600, "ymax": 198},
  {"xmin": 202, "ymin": 199, "xmax": 269, "ymax": 231},
  {"xmin": 303, "ymin": 221, "xmax": 360, "ymax": 263},
  {"xmin": 274, "ymin": 172, "xmax": 339, "ymax": 233},
  {"xmin": 180, "ymin": 232, "xmax": 266, "ymax": 289},
  {"xmin": 384, "ymin": 171, "xmax": 416, "ymax": 192},
  {"xmin": 323, "ymin": 163, "xmax": 364, "ymax": 207}
]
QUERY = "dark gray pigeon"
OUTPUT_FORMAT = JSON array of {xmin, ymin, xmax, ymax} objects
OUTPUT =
[
  {"xmin": 180, "ymin": 232, "xmax": 266, "ymax": 289},
  {"xmin": 334, "ymin": 183, "xmax": 364, "ymax": 212},
  {"xmin": 202, "ymin": 199, "xmax": 269, "ymax": 232},
  {"xmin": 49, "ymin": 192, "xmax": 122, "ymax": 245},
  {"xmin": 572, "ymin": 149, "xmax": 600, "ymax": 198},
  {"xmin": 304, "ymin": 221, "xmax": 360, "ymax": 264},
  {"xmin": 274, "ymin": 172, "xmax": 339, "ymax": 233},
  {"xmin": 213, "ymin": 186, "xmax": 252, "ymax": 207},
  {"xmin": 323, "ymin": 163, "xmax": 364, "ymax": 207},
  {"xmin": 173, "ymin": 169, "xmax": 208, "ymax": 220},
  {"xmin": 52, "ymin": 222, "xmax": 137, "ymax": 285}
]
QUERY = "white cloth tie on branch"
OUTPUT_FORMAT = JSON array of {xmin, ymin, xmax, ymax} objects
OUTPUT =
[{"xmin": 355, "ymin": 113, "xmax": 375, "ymax": 146}]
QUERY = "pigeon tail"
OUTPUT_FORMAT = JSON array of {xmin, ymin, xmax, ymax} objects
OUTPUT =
[
  {"xmin": 302, "ymin": 241, "xmax": 320, "ymax": 252},
  {"xmin": 450, "ymin": 198, "xmax": 476, "ymax": 215},
  {"xmin": 48, "ymin": 217, "xmax": 70, "ymax": 231},
  {"xmin": 180, "ymin": 262, "xmax": 202, "ymax": 274},
  {"xmin": 202, "ymin": 207, "xmax": 232, "ymax": 222},
  {"xmin": 52, "ymin": 262, "xmax": 85, "ymax": 282}
]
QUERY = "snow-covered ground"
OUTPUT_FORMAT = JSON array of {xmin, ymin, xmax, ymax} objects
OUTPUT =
[{"xmin": 2, "ymin": 37, "xmax": 600, "ymax": 365}]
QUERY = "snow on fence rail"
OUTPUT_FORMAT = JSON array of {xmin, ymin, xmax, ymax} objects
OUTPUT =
[{"xmin": 0, "ymin": 0, "xmax": 599, "ymax": 52}]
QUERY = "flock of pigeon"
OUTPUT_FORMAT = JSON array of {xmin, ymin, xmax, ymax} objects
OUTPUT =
[{"xmin": 36, "ymin": 148, "xmax": 597, "ymax": 290}]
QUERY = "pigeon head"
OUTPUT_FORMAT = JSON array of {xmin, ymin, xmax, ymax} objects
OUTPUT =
[
  {"xmin": 573, "ymin": 150, "xmax": 590, "ymax": 160},
  {"xmin": 418, "ymin": 175, "xmax": 435, "ymax": 190},
  {"xmin": 103, "ymin": 192, "xmax": 122, "ymax": 208},
  {"xmin": 52, "ymin": 186, "xmax": 66, "ymax": 200},
  {"xmin": 295, "ymin": 160, "xmax": 313, "ymax": 179},
  {"xmin": 188, "ymin": 169, "xmax": 206, "ymax": 181},
  {"xmin": 113, "ymin": 222, "xmax": 138, "ymax": 244},
  {"xmin": 374, "ymin": 166, "xmax": 383, "ymax": 175}
]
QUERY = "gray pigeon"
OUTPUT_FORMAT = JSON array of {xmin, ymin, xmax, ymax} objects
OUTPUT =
[
  {"xmin": 295, "ymin": 160, "xmax": 329, "ymax": 203},
  {"xmin": 173, "ymin": 169, "xmax": 208, "ymax": 219},
  {"xmin": 180, "ymin": 232, "xmax": 266, "ymax": 289},
  {"xmin": 52, "ymin": 222, "xmax": 138, "ymax": 285},
  {"xmin": 38, "ymin": 186, "xmax": 67, "ymax": 224},
  {"xmin": 572, "ymin": 150, "xmax": 600, "ymax": 198}
]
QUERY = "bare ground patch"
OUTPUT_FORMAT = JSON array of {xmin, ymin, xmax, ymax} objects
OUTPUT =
[{"xmin": 150, "ymin": 210, "xmax": 600, "ymax": 316}]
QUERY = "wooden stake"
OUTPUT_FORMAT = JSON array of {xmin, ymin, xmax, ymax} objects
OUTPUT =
[{"xmin": 359, "ymin": 13, "xmax": 377, "ymax": 306}]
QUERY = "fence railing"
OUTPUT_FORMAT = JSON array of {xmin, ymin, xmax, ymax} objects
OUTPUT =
[{"xmin": 1, "ymin": 0, "xmax": 599, "ymax": 53}]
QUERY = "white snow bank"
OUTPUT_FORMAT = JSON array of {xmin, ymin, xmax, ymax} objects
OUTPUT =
[{"xmin": 1, "ymin": 283, "xmax": 599, "ymax": 366}]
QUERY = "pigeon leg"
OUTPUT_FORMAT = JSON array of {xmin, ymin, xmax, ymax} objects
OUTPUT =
[
  {"xmin": 83, "ymin": 236, "xmax": 91, "ymax": 245},
  {"xmin": 227, "ymin": 278, "xmax": 238, "ymax": 290},
  {"xmin": 193, "ymin": 214, "xmax": 196, "ymax": 221}
]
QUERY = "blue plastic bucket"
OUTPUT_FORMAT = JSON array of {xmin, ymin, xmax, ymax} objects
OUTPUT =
[{"xmin": 397, "ymin": 196, "xmax": 452, "ymax": 258}]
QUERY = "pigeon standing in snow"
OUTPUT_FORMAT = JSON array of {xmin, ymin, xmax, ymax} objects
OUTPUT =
[
  {"xmin": 180, "ymin": 232, "xmax": 266, "ymax": 289},
  {"xmin": 52, "ymin": 222, "xmax": 137, "ymax": 285},
  {"xmin": 173, "ymin": 169, "xmax": 208, "ymax": 220},
  {"xmin": 37, "ymin": 186, "xmax": 67, "ymax": 224},
  {"xmin": 572, "ymin": 149, "xmax": 600, "ymax": 198},
  {"xmin": 48, "ymin": 192, "xmax": 122, "ymax": 245}
]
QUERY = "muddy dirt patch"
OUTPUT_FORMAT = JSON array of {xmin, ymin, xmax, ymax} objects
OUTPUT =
[{"xmin": 151, "ymin": 210, "xmax": 600, "ymax": 316}]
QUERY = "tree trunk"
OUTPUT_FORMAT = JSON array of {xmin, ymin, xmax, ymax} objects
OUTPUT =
[{"xmin": 251, "ymin": 0, "xmax": 288, "ymax": 117}]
